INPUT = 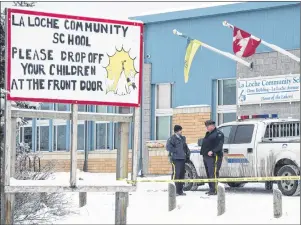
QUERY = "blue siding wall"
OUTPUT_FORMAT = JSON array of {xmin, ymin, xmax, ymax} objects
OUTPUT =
[{"xmin": 142, "ymin": 3, "xmax": 300, "ymax": 107}]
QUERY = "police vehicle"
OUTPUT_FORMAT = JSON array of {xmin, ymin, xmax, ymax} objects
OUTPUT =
[{"xmin": 184, "ymin": 114, "xmax": 300, "ymax": 196}]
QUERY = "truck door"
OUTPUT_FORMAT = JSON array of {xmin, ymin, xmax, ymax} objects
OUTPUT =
[
  {"xmin": 217, "ymin": 125, "xmax": 236, "ymax": 177},
  {"xmin": 227, "ymin": 124, "xmax": 257, "ymax": 177}
]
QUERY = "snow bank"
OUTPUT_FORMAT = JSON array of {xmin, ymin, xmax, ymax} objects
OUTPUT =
[
  {"xmin": 10, "ymin": 172, "xmax": 130, "ymax": 187},
  {"xmin": 49, "ymin": 173, "xmax": 299, "ymax": 224},
  {"xmin": 15, "ymin": 172, "xmax": 298, "ymax": 224}
]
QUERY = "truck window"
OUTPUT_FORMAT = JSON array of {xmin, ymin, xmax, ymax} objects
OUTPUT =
[
  {"xmin": 233, "ymin": 125, "xmax": 254, "ymax": 144},
  {"xmin": 218, "ymin": 126, "xmax": 233, "ymax": 144}
]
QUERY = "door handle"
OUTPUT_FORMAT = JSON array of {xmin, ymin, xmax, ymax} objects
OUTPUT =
[
  {"xmin": 223, "ymin": 148, "xmax": 229, "ymax": 153},
  {"xmin": 247, "ymin": 148, "xmax": 253, "ymax": 153}
]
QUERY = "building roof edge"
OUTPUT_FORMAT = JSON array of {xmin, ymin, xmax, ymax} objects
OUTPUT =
[{"xmin": 129, "ymin": 2, "xmax": 300, "ymax": 24}]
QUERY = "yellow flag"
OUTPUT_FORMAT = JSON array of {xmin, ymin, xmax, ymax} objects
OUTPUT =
[{"xmin": 184, "ymin": 39, "xmax": 202, "ymax": 83}]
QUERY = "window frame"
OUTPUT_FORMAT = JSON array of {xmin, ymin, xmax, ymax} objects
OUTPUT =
[{"xmin": 154, "ymin": 83, "xmax": 173, "ymax": 140}]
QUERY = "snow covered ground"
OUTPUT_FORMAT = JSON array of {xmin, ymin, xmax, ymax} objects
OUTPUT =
[{"xmin": 43, "ymin": 172, "xmax": 301, "ymax": 224}]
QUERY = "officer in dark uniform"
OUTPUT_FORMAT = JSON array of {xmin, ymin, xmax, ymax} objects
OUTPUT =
[
  {"xmin": 166, "ymin": 125, "xmax": 188, "ymax": 196},
  {"xmin": 200, "ymin": 120, "xmax": 224, "ymax": 195}
]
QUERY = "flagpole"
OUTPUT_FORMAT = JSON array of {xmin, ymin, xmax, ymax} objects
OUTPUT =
[
  {"xmin": 222, "ymin": 21, "xmax": 300, "ymax": 63},
  {"xmin": 172, "ymin": 29, "xmax": 252, "ymax": 68}
]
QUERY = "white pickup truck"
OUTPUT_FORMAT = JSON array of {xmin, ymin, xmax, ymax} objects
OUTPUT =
[{"xmin": 184, "ymin": 114, "xmax": 300, "ymax": 196}]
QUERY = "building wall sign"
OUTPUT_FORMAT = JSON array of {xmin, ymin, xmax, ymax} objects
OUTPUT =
[{"xmin": 237, "ymin": 74, "xmax": 300, "ymax": 105}]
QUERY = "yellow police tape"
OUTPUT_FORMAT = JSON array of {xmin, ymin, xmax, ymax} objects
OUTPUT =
[{"xmin": 118, "ymin": 176, "xmax": 300, "ymax": 184}]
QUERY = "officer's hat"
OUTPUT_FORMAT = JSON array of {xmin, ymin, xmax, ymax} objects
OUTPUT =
[{"xmin": 204, "ymin": 120, "xmax": 215, "ymax": 126}]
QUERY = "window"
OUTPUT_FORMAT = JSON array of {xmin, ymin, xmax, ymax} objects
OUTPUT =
[
  {"xmin": 39, "ymin": 126, "xmax": 49, "ymax": 151},
  {"xmin": 218, "ymin": 113, "xmax": 237, "ymax": 125},
  {"xmin": 233, "ymin": 125, "xmax": 254, "ymax": 144},
  {"xmin": 218, "ymin": 80, "xmax": 223, "ymax": 106},
  {"xmin": 155, "ymin": 84, "xmax": 173, "ymax": 140},
  {"xmin": 218, "ymin": 125, "xmax": 233, "ymax": 144},
  {"xmin": 96, "ymin": 106, "xmax": 107, "ymax": 113},
  {"xmin": 218, "ymin": 79, "xmax": 236, "ymax": 105},
  {"xmin": 156, "ymin": 84, "xmax": 172, "ymax": 109},
  {"xmin": 77, "ymin": 124, "xmax": 85, "ymax": 150},
  {"xmin": 264, "ymin": 122, "xmax": 300, "ymax": 138},
  {"xmin": 19, "ymin": 127, "xmax": 24, "ymax": 143},
  {"xmin": 95, "ymin": 107, "xmax": 109, "ymax": 150},
  {"xmin": 39, "ymin": 103, "xmax": 52, "ymax": 120},
  {"xmin": 24, "ymin": 127, "xmax": 32, "ymax": 149},
  {"xmin": 216, "ymin": 78, "xmax": 237, "ymax": 125},
  {"xmin": 56, "ymin": 104, "xmax": 68, "ymax": 111},
  {"xmin": 35, "ymin": 119, "xmax": 50, "ymax": 151},
  {"xmin": 40, "ymin": 103, "xmax": 52, "ymax": 110},
  {"xmin": 223, "ymin": 113, "xmax": 236, "ymax": 123},
  {"xmin": 53, "ymin": 126, "xmax": 56, "ymax": 150},
  {"xmin": 78, "ymin": 105, "xmax": 86, "ymax": 112},
  {"xmin": 54, "ymin": 125, "xmax": 67, "ymax": 151},
  {"xmin": 37, "ymin": 126, "xmax": 40, "ymax": 150},
  {"xmin": 222, "ymin": 79, "xmax": 236, "ymax": 105},
  {"xmin": 156, "ymin": 116, "xmax": 172, "ymax": 140},
  {"xmin": 114, "ymin": 123, "xmax": 120, "ymax": 149},
  {"xmin": 96, "ymin": 123, "xmax": 108, "ymax": 149}
]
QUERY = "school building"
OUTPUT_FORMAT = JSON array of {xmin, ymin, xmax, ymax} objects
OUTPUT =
[{"xmin": 22, "ymin": 2, "xmax": 300, "ymax": 174}]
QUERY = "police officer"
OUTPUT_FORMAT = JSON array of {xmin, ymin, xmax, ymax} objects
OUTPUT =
[
  {"xmin": 166, "ymin": 125, "xmax": 188, "ymax": 196},
  {"xmin": 200, "ymin": 120, "xmax": 224, "ymax": 195}
]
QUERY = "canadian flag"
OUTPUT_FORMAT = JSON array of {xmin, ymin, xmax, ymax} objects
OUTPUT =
[{"xmin": 233, "ymin": 26, "xmax": 261, "ymax": 58}]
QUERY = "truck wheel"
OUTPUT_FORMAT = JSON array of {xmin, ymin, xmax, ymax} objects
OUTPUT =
[
  {"xmin": 227, "ymin": 182, "xmax": 246, "ymax": 188},
  {"xmin": 183, "ymin": 163, "xmax": 198, "ymax": 191},
  {"xmin": 277, "ymin": 165, "xmax": 300, "ymax": 196}
]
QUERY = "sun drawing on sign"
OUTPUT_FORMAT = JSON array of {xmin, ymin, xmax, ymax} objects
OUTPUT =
[{"xmin": 104, "ymin": 47, "xmax": 138, "ymax": 96}]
